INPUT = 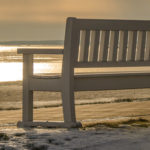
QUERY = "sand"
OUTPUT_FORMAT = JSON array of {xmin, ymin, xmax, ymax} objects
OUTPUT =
[
  {"xmin": 0, "ymin": 101, "xmax": 150, "ymax": 149},
  {"xmin": 1, "ymin": 81, "xmax": 150, "ymax": 149},
  {"xmin": 0, "ymin": 101, "xmax": 150, "ymax": 126}
]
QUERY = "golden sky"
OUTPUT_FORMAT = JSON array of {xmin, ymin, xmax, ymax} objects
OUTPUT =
[{"xmin": 0, "ymin": 0, "xmax": 150, "ymax": 41}]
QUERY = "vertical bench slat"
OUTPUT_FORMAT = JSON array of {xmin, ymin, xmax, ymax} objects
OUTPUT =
[
  {"xmin": 122, "ymin": 31, "xmax": 128, "ymax": 61},
  {"xmin": 102, "ymin": 30, "xmax": 110, "ymax": 61},
  {"xmin": 78, "ymin": 30, "xmax": 85, "ymax": 62},
  {"xmin": 131, "ymin": 31, "xmax": 137, "ymax": 61},
  {"xmin": 73, "ymin": 29, "xmax": 80, "ymax": 63},
  {"xmin": 107, "ymin": 31, "xmax": 114, "ymax": 61},
  {"xmin": 88, "ymin": 30, "xmax": 95, "ymax": 62},
  {"xmin": 127, "ymin": 31, "xmax": 133, "ymax": 61},
  {"xmin": 117, "ymin": 31, "xmax": 124, "ymax": 61},
  {"xmin": 136, "ymin": 31, "xmax": 142, "ymax": 61},
  {"xmin": 93, "ymin": 30, "xmax": 100, "ymax": 62},
  {"xmin": 112, "ymin": 31, "xmax": 119, "ymax": 61},
  {"xmin": 140, "ymin": 31, "xmax": 146, "ymax": 61},
  {"xmin": 145, "ymin": 31, "xmax": 150, "ymax": 61},
  {"xmin": 98, "ymin": 31, "xmax": 105, "ymax": 61},
  {"xmin": 83, "ymin": 30, "xmax": 90, "ymax": 62}
]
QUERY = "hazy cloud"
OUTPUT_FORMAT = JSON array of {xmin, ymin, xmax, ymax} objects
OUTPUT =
[
  {"xmin": 0, "ymin": 0, "xmax": 150, "ymax": 41},
  {"xmin": 0, "ymin": 0, "xmax": 150, "ymax": 24}
]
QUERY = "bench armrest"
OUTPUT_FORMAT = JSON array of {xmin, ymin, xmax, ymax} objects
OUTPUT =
[{"xmin": 17, "ymin": 48, "xmax": 64, "ymax": 54}]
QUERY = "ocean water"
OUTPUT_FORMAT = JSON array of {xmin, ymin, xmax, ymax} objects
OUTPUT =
[
  {"xmin": 0, "ymin": 41, "xmax": 63, "ymax": 82},
  {"xmin": 1, "ymin": 40, "xmax": 150, "ymax": 82}
]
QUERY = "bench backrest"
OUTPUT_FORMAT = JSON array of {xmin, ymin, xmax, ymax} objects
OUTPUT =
[{"xmin": 63, "ymin": 17, "xmax": 150, "ymax": 68}]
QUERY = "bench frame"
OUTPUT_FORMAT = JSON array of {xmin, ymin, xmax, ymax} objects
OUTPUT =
[{"xmin": 18, "ymin": 17, "xmax": 150, "ymax": 128}]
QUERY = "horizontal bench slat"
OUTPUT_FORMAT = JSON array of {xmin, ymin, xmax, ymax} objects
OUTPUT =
[
  {"xmin": 74, "ymin": 74, "xmax": 150, "ymax": 91},
  {"xmin": 32, "ymin": 71, "xmax": 150, "ymax": 79},
  {"xmin": 75, "ymin": 61, "xmax": 150, "ymax": 68},
  {"xmin": 75, "ymin": 72, "xmax": 150, "ymax": 78},
  {"xmin": 17, "ymin": 48, "xmax": 63, "ymax": 54},
  {"xmin": 29, "ymin": 78, "xmax": 62, "ymax": 91},
  {"xmin": 76, "ymin": 19, "xmax": 150, "ymax": 30},
  {"xmin": 28, "ymin": 72, "xmax": 150, "ymax": 92}
]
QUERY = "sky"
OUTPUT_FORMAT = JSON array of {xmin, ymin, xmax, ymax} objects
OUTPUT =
[{"xmin": 0, "ymin": 0, "xmax": 150, "ymax": 41}]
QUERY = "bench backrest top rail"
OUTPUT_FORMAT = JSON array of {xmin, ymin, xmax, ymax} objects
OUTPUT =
[
  {"xmin": 75, "ymin": 18, "xmax": 150, "ymax": 30},
  {"xmin": 64, "ymin": 17, "xmax": 150, "ymax": 68}
]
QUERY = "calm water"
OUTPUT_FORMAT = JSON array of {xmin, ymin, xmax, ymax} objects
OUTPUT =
[
  {"xmin": 0, "ymin": 62, "xmax": 62, "ymax": 82},
  {"xmin": 0, "ymin": 45, "xmax": 62, "ymax": 82},
  {"xmin": 1, "ymin": 45, "xmax": 150, "ymax": 82}
]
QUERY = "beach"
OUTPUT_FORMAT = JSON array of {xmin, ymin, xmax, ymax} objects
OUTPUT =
[
  {"xmin": 0, "ymin": 81, "xmax": 150, "ymax": 149},
  {"xmin": 1, "ymin": 80, "xmax": 150, "ymax": 125},
  {"xmin": 0, "ymin": 46, "xmax": 150, "ymax": 149},
  {"xmin": 1, "ymin": 0, "xmax": 150, "ymax": 148},
  {"xmin": 1, "ymin": 88, "xmax": 150, "ymax": 150}
]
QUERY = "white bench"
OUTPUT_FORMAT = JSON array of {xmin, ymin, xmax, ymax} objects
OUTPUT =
[{"xmin": 18, "ymin": 17, "xmax": 150, "ymax": 128}]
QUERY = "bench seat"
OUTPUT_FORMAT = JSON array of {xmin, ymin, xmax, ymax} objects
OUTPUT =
[
  {"xmin": 33, "ymin": 71, "xmax": 150, "ymax": 79},
  {"xmin": 30, "ymin": 71, "xmax": 150, "ymax": 92}
]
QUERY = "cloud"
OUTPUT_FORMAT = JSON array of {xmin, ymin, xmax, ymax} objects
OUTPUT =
[
  {"xmin": 0, "ymin": 0, "xmax": 150, "ymax": 41},
  {"xmin": 2, "ymin": 0, "xmax": 150, "ymax": 24}
]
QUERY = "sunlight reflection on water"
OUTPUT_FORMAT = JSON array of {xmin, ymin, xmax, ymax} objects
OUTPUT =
[
  {"xmin": 0, "ymin": 62, "xmax": 62, "ymax": 82},
  {"xmin": 0, "ymin": 45, "xmax": 63, "ymax": 82},
  {"xmin": 1, "ymin": 61, "xmax": 150, "ymax": 82},
  {"xmin": 0, "ymin": 46, "xmax": 17, "ymax": 52},
  {"xmin": 1, "ymin": 46, "xmax": 150, "ymax": 82},
  {"xmin": 0, "ymin": 62, "xmax": 22, "ymax": 81}
]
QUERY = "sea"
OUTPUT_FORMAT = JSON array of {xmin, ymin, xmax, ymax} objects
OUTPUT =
[
  {"xmin": 0, "ymin": 40, "xmax": 64, "ymax": 82},
  {"xmin": 1, "ymin": 40, "xmax": 150, "ymax": 82}
]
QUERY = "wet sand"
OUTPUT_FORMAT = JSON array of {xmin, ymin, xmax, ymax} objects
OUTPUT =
[
  {"xmin": 0, "ymin": 100, "xmax": 150, "ymax": 150},
  {"xmin": 0, "ymin": 101, "xmax": 150, "ymax": 127}
]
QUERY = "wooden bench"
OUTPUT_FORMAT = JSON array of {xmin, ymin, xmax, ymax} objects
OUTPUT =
[{"xmin": 17, "ymin": 17, "xmax": 150, "ymax": 128}]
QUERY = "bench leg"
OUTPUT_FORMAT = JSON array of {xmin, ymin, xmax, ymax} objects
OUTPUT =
[
  {"xmin": 62, "ymin": 89, "xmax": 76, "ymax": 124},
  {"xmin": 23, "ymin": 90, "xmax": 33, "ymax": 122},
  {"xmin": 22, "ymin": 54, "xmax": 33, "ymax": 122}
]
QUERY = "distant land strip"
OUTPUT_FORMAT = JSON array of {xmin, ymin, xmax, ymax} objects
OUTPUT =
[{"xmin": 0, "ymin": 40, "xmax": 64, "ymax": 46}]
